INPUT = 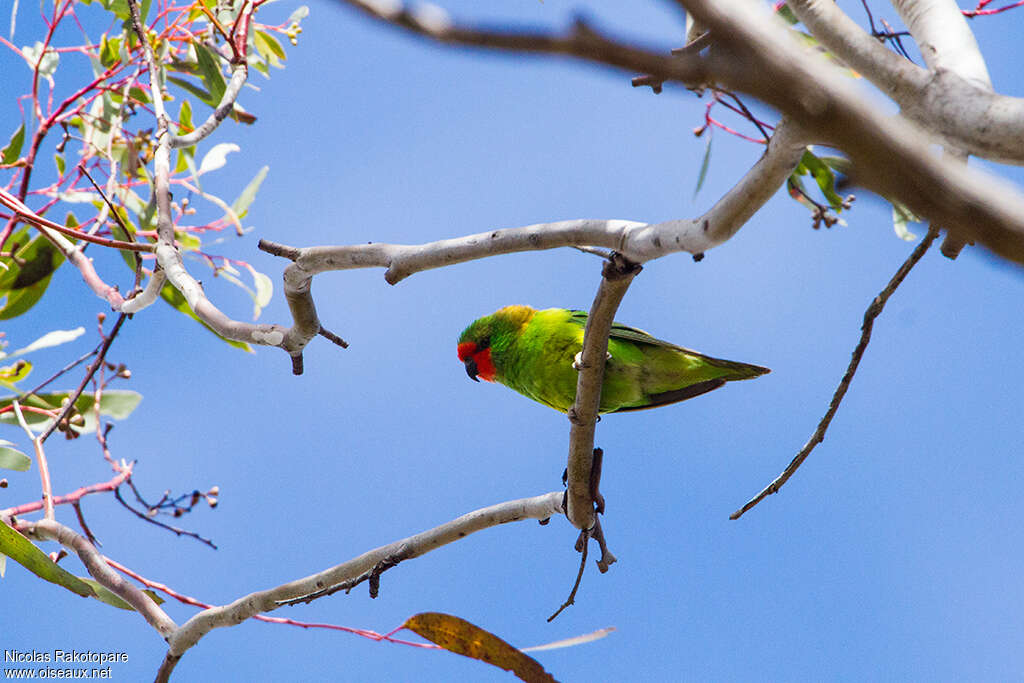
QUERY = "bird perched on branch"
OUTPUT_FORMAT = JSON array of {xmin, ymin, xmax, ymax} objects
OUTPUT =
[{"xmin": 457, "ymin": 305, "xmax": 769, "ymax": 413}]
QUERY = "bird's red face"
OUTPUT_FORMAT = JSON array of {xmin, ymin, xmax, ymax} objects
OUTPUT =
[{"xmin": 457, "ymin": 340, "xmax": 496, "ymax": 382}]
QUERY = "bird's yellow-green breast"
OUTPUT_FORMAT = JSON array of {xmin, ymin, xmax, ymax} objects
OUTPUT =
[{"xmin": 457, "ymin": 305, "xmax": 768, "ymax": 413}]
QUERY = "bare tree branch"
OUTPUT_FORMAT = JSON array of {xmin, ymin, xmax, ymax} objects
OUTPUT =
[
  {"xmin": 170, "ymin": 63, "xmax": 248, "ymax": 149},
  {"xmin": 335, "ymin": 0, "xmax": 1024, "ymax": 266},
  {"xmin": 730, "ymin": 226, "xmax": 941, "ymax": 519},
  {"xmin": 757, "ymin": 0, "xmax": 1024, "ymax": 165},
  {"xmin": 123, "ymin": 0, "xmax": 314, "ymax": 363},
  {"xmin": 159, "ymin": 491, "xmax": 565, "ymax": 676},
  {"xmin": 565, "ymin": 254, "xmax": 641, "ymax": 531},
  {"xmin": 259, "ymin": 115, "xmax": 808, "ymax": 369}
]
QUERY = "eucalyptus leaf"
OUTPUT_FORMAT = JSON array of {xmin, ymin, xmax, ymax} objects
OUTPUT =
[
  {"xmin": 8, "ymin": 327, "xmax": 85, "ymax": 358},
  {"xmin": 0, "ymin": 360, "xmax": 31, "ymax": 384},
  {"xmin": 0, "ymin": 522, "xmax": 94, "ymax": 598},
  {"xmin": 77, "ymin": 578, "xmax": 165, "ymax": 611},
  {"xmin": 694, "ymin": 135, "xmax": 712, "ymax": 198},
  {"xmin": 198, "ymin": 142, "xmax": 240, "ymax": 175},
  {"xmin": 0, "ymin": 390, "xmax": 143, "ymax": 434},
  {"xmin": 231, "ymin": 166, "xmax": 268, "ymax": 219},
  {"xmin": 892, "ymin": 202, "xmax": 921, "ymax": 241},
  {"xmin": 0, "ymin": 446, "xmax": 31, "ymax": 472},
  {"xmin": 1, "ymin": 123, "xmax": 25, "ymax": 164}
]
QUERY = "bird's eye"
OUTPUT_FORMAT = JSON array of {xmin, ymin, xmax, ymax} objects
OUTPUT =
[{"xmin": 478, "ymin": 336, "xmax": 490, "ymax": 349}]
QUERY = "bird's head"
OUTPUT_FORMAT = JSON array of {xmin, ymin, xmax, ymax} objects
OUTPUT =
[
  {"xmin": 457, "ymin": 306, "xmax": 536, "ymax": 383},
  {"xmin": 457, "ymin": 321, "xmax": 496, "ymax": 383}
]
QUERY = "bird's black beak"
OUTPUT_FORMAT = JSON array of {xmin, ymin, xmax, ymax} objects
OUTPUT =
[{"xmin": 464, "ymin": 358, "xmax": 479, "ymax": 382}]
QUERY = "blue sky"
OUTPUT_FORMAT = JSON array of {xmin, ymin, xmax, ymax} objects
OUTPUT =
[{"xmin": 2, "ymin": 1, "xmax": 1024, "ymax": 681}]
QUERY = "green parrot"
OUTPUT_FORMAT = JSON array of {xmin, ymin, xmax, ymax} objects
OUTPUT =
[{"xmin": 457, "ymin": 305, "xmax": 769, "ymax": 413}]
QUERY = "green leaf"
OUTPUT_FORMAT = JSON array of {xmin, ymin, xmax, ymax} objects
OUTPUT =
[
  {"xmin": 77, "ymin": 577, "xmax": 165, "ymax": 611},
  {"xmin": 0, "ymin": 360, "xmax": 32, "ymax": 384},
  {"xmin": 128, "ymin": 85, "xmax": 150, "ymax": 105},
  {"xmin": 1, "ymin": 123, "xmax": 25, "ymax": 164},
  {"xmin": 178, "ymin": 99, "xmax": 194, "ymax": 139},
  {"xmin": 160, "ymin": 283, "xmax": 253, "ymax": 352},
  {"xmin": 231, "ymin": 166, "xmax": 268, "ymax": 219},
  {"xmin": 54, "ymin": 152, "xmax": 65, "ymax": 176},
  {"xmin": 0, "ymin": 228, "xmax": 66, "ymax": 320},
  {"xmin": 0, "ymin": 279, "xmax": 52, "ymax": 320},
  {"xmin": 100, "ymin": 34, "xmax": 121, "ymax": 67},
  {"xmin": 694, "ymin": 135, "xmax": 712, "ymax": 198},
  {"xmin": 166, "ymin": 76, "xmax": 216, "ymax": 109},
  {"xmin": 892, "ymin": 202, "xmax": 921, "ymax": 242},
  {"xmin": 0, "ymin": 445, "xmax": 31, "ymax": 472},
  {"xmin": 254, "ymin": 30, "xmax": 285, "ymax": 68},
  {"xmin": 106, "ymin": 206, "xmax": 140, "ymax": 270},
  {"xmin": 0, "ymin": 522, "xmax": 95, "ymax": 598},
  {"xmin": 193, "ymin": 41, "xmax": 226, "ymax": 105},
  {"xmin": 775, "ymin": 4, "xmax": 799, "ymax": 24},
  {"xmin": 817, "ymin": 155, "xmax": 851, "ymax": 175},
  {"xmin": 0, "ymin": 390, "xmax": 143, "ymax": 434},
  {"xmin": 798, "ymin": 149, "xmax": 845, "ymax": 211}
]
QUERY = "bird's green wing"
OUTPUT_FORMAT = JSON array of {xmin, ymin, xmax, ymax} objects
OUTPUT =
[{"xmin": 567, "ymin": 310, "xmax": 685, "ymax": 350}]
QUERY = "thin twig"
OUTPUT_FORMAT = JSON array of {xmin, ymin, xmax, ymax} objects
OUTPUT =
[
  {"xmin": 547, "ymin": 527, "xmax": 589, "ymax": 622},
  {"xmin": 730, "ymin": 226, "xmax": 940, "ymax": 519},
  {"xmin": 11, "ymin": 401, "xmax": 54, "ymax": 520},
  {"xmin": 38, "ymin": 314, "xmax": 127, "ymax": 444},
  {"xmin": 17, "ymin": 347, "xmax": 99, "ymax": 403},
  {"xmin": 113, "ymin": 482, "xmax": 218, "ymax": 549}
]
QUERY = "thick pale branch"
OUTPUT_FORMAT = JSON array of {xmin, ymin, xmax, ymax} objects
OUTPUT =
[
  {"xmin": 338, "ymin": 0, "xmax": 1024, "ymax": 265},
  {"xmin": 261, "ymin": 116, "xmax": 805, "ymax": 363},
  {"xmin": 170, "ymin": 62, "xmax": 248, "ymax": 149},
  {"xmin": 565, "ymin": 255, "xmax": 641, "ymax": 531},
  {"xmin": 123, "ymin": 0, "xmax": 310, "ymax": 360},
  {"xmin": 339, "ymin": 0, "xmax": 709, "ymax": 86},
  {"xmin": 893, "ymin": 0, "xmax": 991, "ymax": 88},
  {"xmin": 679, "ymin": 0, "xmax": 1024, "ymax": 264},
  {"xmin": 890, "ymin": 0, "xmax": 990, "ymax": 258},
  {"xmin": 786, "ymin": 0, "xmax": 1024, "ymax": 164},
  {"xmin": 163, "ymin": 491, "xmax": 564, "ymax": 662}
]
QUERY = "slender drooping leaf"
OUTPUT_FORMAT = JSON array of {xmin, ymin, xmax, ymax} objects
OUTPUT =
[
  {"xmin": 231, "ymin": 165, "xmax": 268, "ymax": 219},
  {"xmin": 404, "ymin": 612, "xmax": 558, "ymax": 683},
  {"xmin": 0, "ymin": 441, "xmax": 31, "ymax": 472},
  {"xmin": 0, "ymin": 522, "xmax": 94, "ymax": 598},
  {"xmin": 694, "ymin": 134, "xmax": 712, "ymax": 198},
  {"xmin": 892, "ymin": 201, "xmax": 922, "ymax": 241},
  {"xmin": 7, "ymin": 327, "xmax": 85, "ymax": 358},
  {"xmin": 77, "ymin": 577, "xmax": 165, "ymax": 611},
  {"xmin": 1, "ymin": 122, "xmax": 25, "ymax": 164},
  {"xmin": 798, "ymin": 149, "xmax": 845, "ymax": 211}
]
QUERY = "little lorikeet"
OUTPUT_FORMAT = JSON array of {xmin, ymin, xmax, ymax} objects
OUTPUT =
[{"xmin": 457, "ymin": 305, "xmax": 769, "ymax": 413}]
